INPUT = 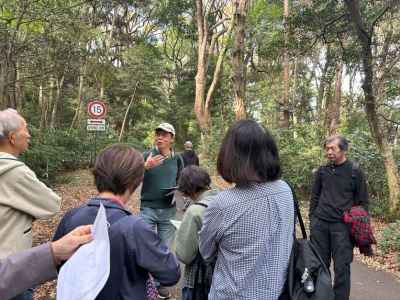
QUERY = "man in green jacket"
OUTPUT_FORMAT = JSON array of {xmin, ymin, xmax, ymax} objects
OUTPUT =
[{"xmin": 140, "ymin": 122, "xmax": 183, "ymax": 299}]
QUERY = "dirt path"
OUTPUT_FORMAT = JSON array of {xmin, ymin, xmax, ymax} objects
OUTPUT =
[{"xmin": 31, "ymin": 170, "xmax": 399, "ymax": 300}]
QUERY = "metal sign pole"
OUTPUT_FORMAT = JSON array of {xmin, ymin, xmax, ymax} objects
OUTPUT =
[{"xmin": 94, "ymin": 131, "xmax": 97, "ymax": 162}]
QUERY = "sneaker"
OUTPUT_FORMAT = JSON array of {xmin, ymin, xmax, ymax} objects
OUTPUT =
[{"xmin": 157, "ymin": 286, "xmax": 171, "ymax": 299}]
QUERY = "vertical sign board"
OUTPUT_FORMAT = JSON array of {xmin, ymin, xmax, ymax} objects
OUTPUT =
[{"xmin": 87, "ymin": 100, "xmax": 107, "ymax": 165}]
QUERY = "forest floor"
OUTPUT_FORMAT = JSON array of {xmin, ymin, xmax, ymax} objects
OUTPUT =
[{"xmin": 32, "ymin": 170, "xmax": 399, "ymax": 300}]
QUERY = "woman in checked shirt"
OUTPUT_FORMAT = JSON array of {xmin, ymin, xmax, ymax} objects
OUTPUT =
[{"xmin": 199, "ymin": 120, "xmax": 294, "ymax": 300}]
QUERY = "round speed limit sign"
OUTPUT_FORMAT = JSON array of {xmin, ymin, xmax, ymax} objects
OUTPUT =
[{"xmin": 87, "ymin": 100, "xmax": 107, "ymax": 118}]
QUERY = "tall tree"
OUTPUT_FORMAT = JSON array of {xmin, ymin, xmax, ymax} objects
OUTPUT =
[
  {"xmin": 327, "ymin": 60, "xmax": 342, "ymax": 135},
  {"xmin": 280, "ymin": 0, "xmax": 290, "ymax": 128},
  {"xmin": 232, "ymin": 0, "xmax": 250, "ymax": 120},
  {"xmin": 194, "ymin": 0, "xmax": 232, "ymax": 132},
  {"xmin": 344, "ymin": 0, "xmax": 400, "ymax": 213}
]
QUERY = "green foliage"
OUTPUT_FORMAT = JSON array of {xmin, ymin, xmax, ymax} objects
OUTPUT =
[
  {"xmin": 20, "ymin": 127, "xmax": 144, "ymax": 184},
  {"xmin": 1, "ymin": 0, "xmax": 400, "ymax": 222},
  {"xmin": 343, "ymin": 124, "xmax": 389, "ymax": 217},
  {"xmin": 379, "ymin": 221, "xmax": 400, "ymax": 254},
  {"xmin": 277, "ymin": 124, "xmax": 323, "ymax": 196},
  {"xmin": 21, "ymin": 128, "xmax": 89, "ymax": 183}
]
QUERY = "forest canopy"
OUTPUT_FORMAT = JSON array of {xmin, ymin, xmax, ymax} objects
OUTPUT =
[{"xmin": 1, "ymin": 0, "xmax": 399, "ymax": 218}]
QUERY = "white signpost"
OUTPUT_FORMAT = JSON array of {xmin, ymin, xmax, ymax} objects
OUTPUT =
[{"xmin": 87, "ymin": 100, "xmax": 107, "ymax": 165}]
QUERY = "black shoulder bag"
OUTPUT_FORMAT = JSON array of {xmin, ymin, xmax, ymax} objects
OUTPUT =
[
  {"xmin": 191, "ymin": 202, "xmax": 217, "ymax": 300},
  {"xmin": 279, "ymin": 183, "xmax": 334, "ymax": 300}
]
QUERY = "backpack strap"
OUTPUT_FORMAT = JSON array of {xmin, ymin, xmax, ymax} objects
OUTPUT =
[
  {"xmin": 193, "ymin": 202, "xmax": 208, "ymax": 208},
  {"xmin": 176, "ymin": 153, "xmax": 184, "ymax": 182},
  {"xmin": 143, "ymin": 150, "xmax": 151, "ymax": 162},
  {"xmin": 285, "ymin": 181, "xmax": 307, "ymax": 240}
]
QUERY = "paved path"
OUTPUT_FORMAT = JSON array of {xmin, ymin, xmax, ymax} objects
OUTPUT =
[{"xmin": 351, "ymin": 260, "xmax": 400, "ymax": 300}]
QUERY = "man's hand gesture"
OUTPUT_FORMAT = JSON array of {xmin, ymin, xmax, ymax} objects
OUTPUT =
[{"xmin": 144, "ymin": 152, "xmax": 165, "ymax": 170}]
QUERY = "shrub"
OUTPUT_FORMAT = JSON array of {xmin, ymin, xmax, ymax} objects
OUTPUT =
[
  {"xmin": 379, "ymin": 221, "xmax": 400, "ymax": 254},
  {"xmin": 276, "ymin": 124, "xmax": 323, "ymax": 201},
  {"xmin": 20, "ymin": 127, "xmax": 144, "ymax": 184}
]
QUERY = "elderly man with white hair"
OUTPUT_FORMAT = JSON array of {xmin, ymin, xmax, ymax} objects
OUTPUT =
[
  {"xmin": 0, "ymin": 108, "xmax": 61, "ymax": 300},
  {"xmin": 181, "ymin": 140, "xmax": 199, "ymax": 167}
]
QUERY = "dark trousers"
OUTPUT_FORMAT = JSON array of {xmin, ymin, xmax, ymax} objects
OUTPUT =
[
  {"xmin": 181, "ymin": 287, "xmax": 194, "ymax": 300},
  {"xmin": 310, "ymin": 217, "xmax": 353, "ymax": 300},
  {"xmin": 10, "ymin": 289, "xmax": 33, "ymax": 300}
]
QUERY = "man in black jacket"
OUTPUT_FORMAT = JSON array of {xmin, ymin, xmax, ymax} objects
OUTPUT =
[
  {"xmin": 181, "ymin": 141, "xmax": 199, "ymax": 167},
  {"xmin": 309, "ymin": 135, "xmax": 368, "ymax": 300}
]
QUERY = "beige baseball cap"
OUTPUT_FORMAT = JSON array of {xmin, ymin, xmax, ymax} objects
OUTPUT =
[{"xmin": 155, "ymin": 122, "xmax": 175, "ymax": 136}]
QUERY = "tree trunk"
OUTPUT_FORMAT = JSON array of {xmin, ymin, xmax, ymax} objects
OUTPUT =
[
  {"xmin": 7, "ymin": 59, "xmax": 17, "ymax": 109},
  {"xmin": 321, "ymin": 56, "xmax": 335, "ymax": 138},
  {"xmin": 50, "ymin": 75, "xmax": 64, "ymax": 130},
  {"xmin": 280, "ymin": 0, "xmax": 290, "ymax": 128},
  {"xmin": 345, "ymin": 67, "xmax": 357, "ymax": 119},
  {"xmin": 70, "ymin": 66, "xmax": 85, "ymax": 130},
  {"xmin": 317, "ymin": 46, "xmax": 333, "ymax": 128},
  {"xmin": 345, "ymin": 0, "xmax": 400, "ymax": 213},
  {"xmin": 15, "ymin": 60, "xmax": 23, "ymax": 110},
  {"xmin": 38, "ymin": 83, "xmax": 48, "ymax": 141},
  {"xmin": 0, "ymin": 40, "xmax": 13, "ymax": 108},
  {"xmin": 0, "ymin": 57, "xmax": 7, "ymax": 109},
  {"xmin": 327, "ymin": 61, "xmax": 343, "ymax": 135},
  {"xmin": 194, "ymin": 0, "xmax": 210, "ymax": 133},
  {"xmin": 47, "ymin": 77, "xmax": 54, "ymax": 128},
  {"xmin": 232, "ymin": 0, "xmax": 249, "ymax": 120},
  {"xmin": 100, "ymin": 77, "xmax": 105, "ymax": 99},
  {"xmin": 119, "ymin": 83, "xmax": 139, "ymax": 142},
  {"xmin": 205, "ymin": 20, "xmax": 234, "ymax": 118}
]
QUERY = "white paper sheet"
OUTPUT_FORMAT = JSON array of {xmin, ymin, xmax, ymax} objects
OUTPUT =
[
  {"xmin": 56, "ymin": 203, "xmax": 110, "ymax": 300},
  {"xmin": 170, "ymin": 219, "xmax": 182, "ymax": 230}
]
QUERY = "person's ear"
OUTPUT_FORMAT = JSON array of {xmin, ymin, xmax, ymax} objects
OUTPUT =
[{"xmin": 8, "ymin": 132, "xmax": 17, "ymax": 145}]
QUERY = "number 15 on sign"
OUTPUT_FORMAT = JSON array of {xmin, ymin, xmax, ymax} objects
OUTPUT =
[{"xmin": 87, "ymin": 100, "xmax": 107, "ymax": 118}]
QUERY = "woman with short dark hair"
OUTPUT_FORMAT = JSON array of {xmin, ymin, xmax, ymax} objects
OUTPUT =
[
  {"xmin": 199, "ymin": 120, "xmax": 294, "ymax": 300},
  {"xmin": 54, "ymin": 144, "xmax": 180, "ymax": 300},
  {"xmin": 177, "ymin": 165, "xmax": 211, "ymax": 198},
  {"xmin": 175, "ymin": 166, "xmax": 217, "ymax": 300}
]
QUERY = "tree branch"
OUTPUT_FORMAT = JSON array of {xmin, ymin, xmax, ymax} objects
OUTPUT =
[
  {"xmin": 379, "ymin": 113, "xmax": 400, "ymax": 126},
  {"xmin": 370, "ymin": 0, "xmax": 399, "ymax": 32}
]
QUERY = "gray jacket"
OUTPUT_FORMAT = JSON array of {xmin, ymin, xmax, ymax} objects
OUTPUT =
[
  {"xmin": 175, "ymin": 189, "xmax": 218, "ymax": 288},
  {"xmin": 0, "ymin": 243, "xmax": 57, "ymax": 300}
]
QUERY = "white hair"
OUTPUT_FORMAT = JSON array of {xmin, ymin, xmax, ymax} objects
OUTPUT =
[
  {"xmin": 184, "ymin": 141, "xmax": 193, "ymax": 149},
  {"xmin": 0, "ymin": 108, "xmax": 25, "ymax": 139}
]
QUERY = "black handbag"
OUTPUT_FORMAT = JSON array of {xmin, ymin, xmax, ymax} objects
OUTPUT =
[
  {"xmin": 191, "ymin": 202, "xmax": 217, "ymax": 300},
  {"xmin": 279, "ymin": 184, "xmax": 334, "ymax": 300},
  {"xmin": 191, "ymin": 251, "xmax": 216, "ymax": 300}
]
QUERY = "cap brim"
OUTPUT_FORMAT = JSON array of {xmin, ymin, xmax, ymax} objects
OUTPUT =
[{"xmin": 155, "ymin": 127, "xmax": 174, "ymax": 135}]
